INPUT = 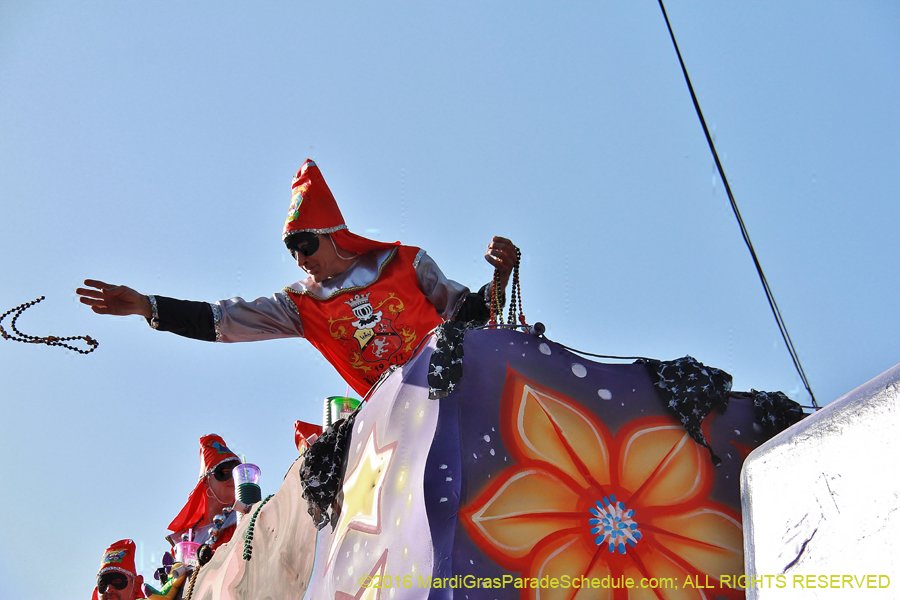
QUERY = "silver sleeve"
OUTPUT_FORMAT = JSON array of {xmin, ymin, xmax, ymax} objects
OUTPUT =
[
  {"xmin": 212, "ymin": 291, "xmax": 305, "ymax": 342},
  {"xmin": 414, "ymin": 250, "xmax": 470, "ymax": 320}
]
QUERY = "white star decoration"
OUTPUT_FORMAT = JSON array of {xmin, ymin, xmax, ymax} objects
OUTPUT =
[{"xmin": 326, "ymin": 427, "xmax": 398, "ymax": 569}]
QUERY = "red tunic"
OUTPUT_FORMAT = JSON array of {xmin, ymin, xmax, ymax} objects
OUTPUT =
[{"xmin": 284, "ymin": 246, "xmax": 444, "ymax": 396}]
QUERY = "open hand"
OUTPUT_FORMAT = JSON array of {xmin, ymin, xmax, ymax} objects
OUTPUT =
[{"xmin": 76, "ymin": 279, "xmax": 152, "ymax": 318}]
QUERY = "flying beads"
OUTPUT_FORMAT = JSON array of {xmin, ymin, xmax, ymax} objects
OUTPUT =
[{"xmin": 0, "ymin": 296, "xmax": 98, "ymax": 354}]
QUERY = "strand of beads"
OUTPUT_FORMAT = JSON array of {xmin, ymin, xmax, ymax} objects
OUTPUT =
[
  {"xmin": 182, "ymin": 565, "xmax": 201, "ymax": 600},
  {"xmin": 243, "ymin": 494, "xmax": 274, "ymax": 561},
  {"xmin": 513, "ymin": 247, "xmax": 525, "ymax": 325},
  {"xmin": 0, "ymin": 296, "xmax": 98, "ymax": 354},
  {"xmin": 488, "ymin": 245, "xmax": 525, "ymax": 327},
  {"xmin": 205, "ymin": 507, "xmax": 233, "ymax": 548},
  {"xmin": 505, "ymin": 246, "xmax": 524, "ymax": 325},
  {"xmin": 489, "ymin": 268, "xmax": 503, "ymax": 325}
]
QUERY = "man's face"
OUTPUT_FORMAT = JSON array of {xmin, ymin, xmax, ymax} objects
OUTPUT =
[
  {"xmin": 293, "ymin": 234, "xmax": 346, "ymax": 283},
  {"xmin": 97, "ymin": 572, "xmax": 142, "ymax": 600},
  {"xmin": 207, "ymin": 461, "xmax": 236, "ymax": 506}
]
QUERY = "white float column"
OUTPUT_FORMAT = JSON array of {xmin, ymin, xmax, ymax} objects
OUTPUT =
[{"xmin": 741, "ymin": 364, "xmax": 900, "ymax": 598}]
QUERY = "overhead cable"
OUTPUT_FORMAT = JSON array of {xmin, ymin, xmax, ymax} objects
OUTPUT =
[{"xmin": 656, "ymin": 0, "xmax": 818, "ymax": 408}]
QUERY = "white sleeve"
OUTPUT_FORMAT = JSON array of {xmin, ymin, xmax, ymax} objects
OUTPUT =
[
  {"xmin": 414, "ymin": 250, "xmax": 470, "ymax": 321},
  {"xmin": 211, "ymin": 291, "xmax": 305, "ymax": 342}
]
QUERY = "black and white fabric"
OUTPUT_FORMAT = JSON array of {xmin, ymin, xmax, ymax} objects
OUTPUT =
[
  {"xmin": 748, "ymin": 389, "xmax": 805, "ymax": 435},
  {"xmin": 427, "ymin": 321, "xmax": 467, "ymax": 400},
  {"xmin": 638, "ymin": 355, "xmax": 733, "ymax": 465},
  {"xmin": 298, "ymin": 411, "xmax": 358, "ymax": 531},
  {"xmin": 426, "ymin": 283, "xmax": 500, "ymax": 400}
]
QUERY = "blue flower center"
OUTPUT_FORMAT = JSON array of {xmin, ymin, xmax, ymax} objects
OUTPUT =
[{"xmin": 589, "ymin": 494, "xmax": 642, "ymax": 555}]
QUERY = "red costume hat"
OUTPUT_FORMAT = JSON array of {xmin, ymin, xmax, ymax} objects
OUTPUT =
[
  {"xmin": 97, "ymin": 538, "xmax": 138, "ymax": 578},
  {"xmin": 166, "ymin": 434, "xmax": 240, "ymax": 534},
  {"xmin": 283, "ymin": 159, "xmax": 399, "ymax": 255},
  {"xmin": 91, "ymin": 538, "xmax": 146, "ymax": 599}
]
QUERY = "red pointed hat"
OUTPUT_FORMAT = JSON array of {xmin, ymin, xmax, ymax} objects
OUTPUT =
[
  {"xmin": 97, "ymin": 538, "xmax": 138, "ymax": 578},
  {"xmin": 167, "ymin": 434, "xmax": 240, "ymax": 533},
  {"xmin": 282, "ymin": 159, "xmax": 399, "ymax": 255}
]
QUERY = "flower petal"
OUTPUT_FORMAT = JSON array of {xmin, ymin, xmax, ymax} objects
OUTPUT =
[
  {"xmin": 622, "ymin": 545, "xmax": 707, "ymax": 600},
  {"xmin": 502, "ymin": 367, "xmax": 612, "ymax": 490},
  {"xmin": 530, "ymin": 533, "xmax": 612, "ymax": 600},
  {"xmin": 617, "ymin": 419, "xmax": 712, "ymax": 508},
  {"xmin": 650, "ymin": 506, "xmax": 744, "ymax": 581},
  {"xmin": 462, "ymin": 467, "xmax": 583, "ymax": 567}
]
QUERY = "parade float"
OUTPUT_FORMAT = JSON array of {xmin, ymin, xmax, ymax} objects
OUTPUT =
[{"xmin": 164, "ymin": 320, "xmax": 803, "ymax": 600}]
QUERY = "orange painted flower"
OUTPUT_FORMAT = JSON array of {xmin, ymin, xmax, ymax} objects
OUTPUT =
[{"xmin": 461, "ymin": 367, "xmax": 744, "ymax": 600}]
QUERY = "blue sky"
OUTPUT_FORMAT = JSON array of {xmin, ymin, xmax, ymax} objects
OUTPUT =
[{"xmin": 1, "ymin": 2, "xmax": 898, "ymax": 598}]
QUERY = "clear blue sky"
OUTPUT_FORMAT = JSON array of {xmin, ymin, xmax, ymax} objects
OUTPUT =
[{"xmin": 1, "ymin": 2, "xmax": 897, "ymax": 598}]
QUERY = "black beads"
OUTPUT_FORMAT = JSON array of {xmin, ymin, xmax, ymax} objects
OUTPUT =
[{"xmin": 1, "ymin": 296, "xmax": 99, "ymax": 354}]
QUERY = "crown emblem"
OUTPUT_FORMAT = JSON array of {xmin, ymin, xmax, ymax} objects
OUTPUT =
[{"xmin": 344, "ymin": 293, "xmax": 371, "ymax": 309}]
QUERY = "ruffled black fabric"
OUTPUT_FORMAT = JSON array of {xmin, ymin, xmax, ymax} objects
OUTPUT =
[
  {"xmin": 748, "ymin": 389, "xmax": 805, "ymax": 435},
  {"xmin": 639, "ymin": 356, "xmax": 808, "ymax": 465},
  {"xmin": 638, "ymin": 355, "xmax": 733, "ymax": 465},
  {"xmin": 428, "ymin": 322, "xmax": 467, "ymax": 400},
  {"xmin": 298, "ymin": 411, "xmax": 358, "ymax": 531},
  {"xmin": 427, "ymin": 282, "xmax": 501, "ymax": 401}
]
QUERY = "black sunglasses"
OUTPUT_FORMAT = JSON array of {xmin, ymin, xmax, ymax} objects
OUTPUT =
[
  {"xmin": 97, "ymin": 574, "xmax": 129, "ymax": 593},
  {"xmin": 212, "ymin": 462, "xmax": 234, "ymax": 482},
  {"xmin": 286, "ymin": 232, "xmax": 320, "ymax": 259}
]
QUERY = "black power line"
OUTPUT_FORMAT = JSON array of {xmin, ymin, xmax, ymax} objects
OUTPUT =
[{"xmin": 656, "ymin": 0, "xmax": 818, "ymax": 408}]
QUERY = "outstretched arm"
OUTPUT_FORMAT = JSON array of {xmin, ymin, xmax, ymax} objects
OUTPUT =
[
  {"xmin": 76, "ymin": 279, "xmax": 152, "ymax": 318},
  {"xmin": 77, "ymin": 279, "xmax": 303, "ymax": 342}
]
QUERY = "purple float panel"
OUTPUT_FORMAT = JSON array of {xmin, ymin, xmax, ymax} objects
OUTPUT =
[{"xmin": 428, "ymin": 328, "xmax": 760, "ymax": 600}]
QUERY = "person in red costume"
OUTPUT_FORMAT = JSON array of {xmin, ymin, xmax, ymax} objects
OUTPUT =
[
  {"xmin": 91, "ymin": 539, "xmax": 145, "ymax": 600},
  {"xmin": 165, "ymin": 433, "xmax": 240, "ymax": 550},
  {"xmin": 77, "ymin": 160, "xmax": 516, "ymax": 396}
]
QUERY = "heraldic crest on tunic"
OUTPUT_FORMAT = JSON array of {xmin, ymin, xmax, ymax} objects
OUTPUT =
[{"xmin": 328, "ymin": 292, "xmax": 418, "ymax": 378}]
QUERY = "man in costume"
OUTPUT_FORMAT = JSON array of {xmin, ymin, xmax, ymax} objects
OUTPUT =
[
  {"xmin": 77, "ymin": 159, "xmax": 516, "ymax": 396},
  {"xmin": 166, "ymin": 433, "xmax": 240, "ymax": 550},
  {"xmin": 91, "ymin": 539, "xmax": 145, "ymax": 600}
]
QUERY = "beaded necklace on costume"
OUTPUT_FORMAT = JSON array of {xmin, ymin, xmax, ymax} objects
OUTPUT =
[{"xmin": 0, "ymin": 296, "xmax": 98, "ymax": 354}]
